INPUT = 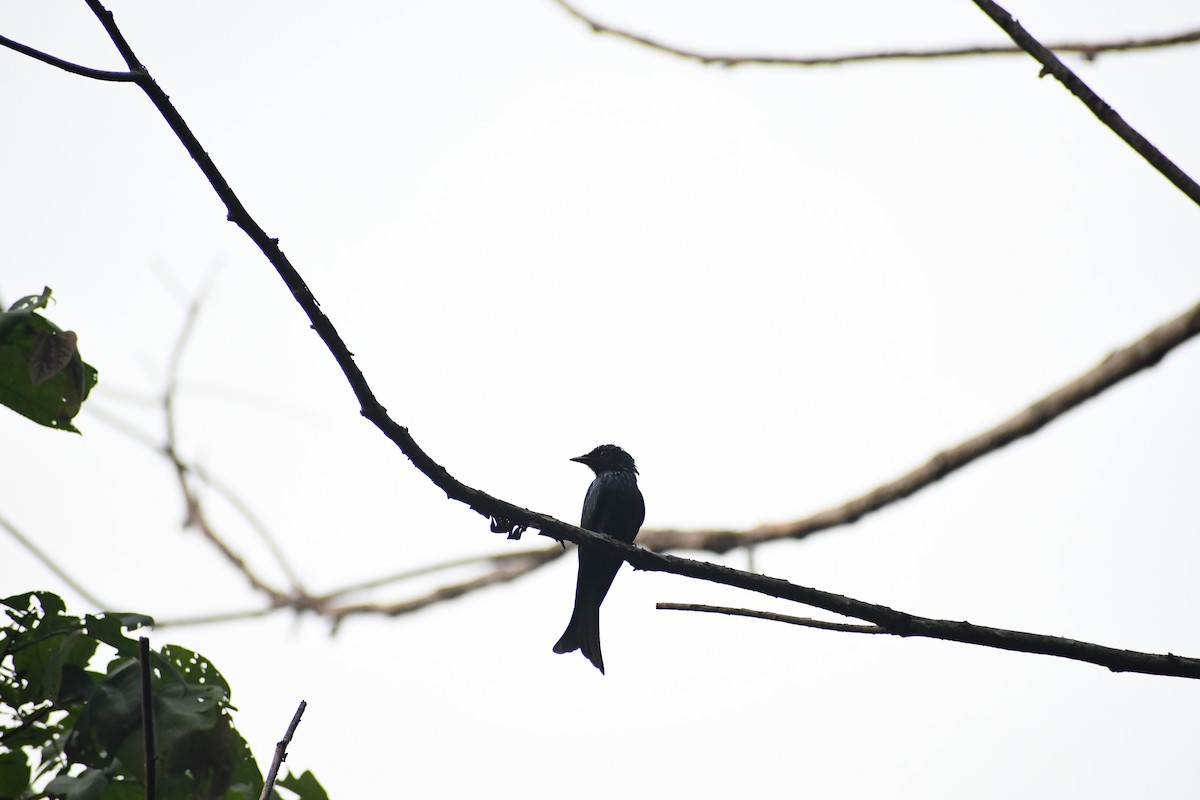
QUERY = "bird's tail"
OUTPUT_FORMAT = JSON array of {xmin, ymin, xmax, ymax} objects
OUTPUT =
[{"xmin": 552, "ymin": 605, "xmax": 604, "ymax": 674}]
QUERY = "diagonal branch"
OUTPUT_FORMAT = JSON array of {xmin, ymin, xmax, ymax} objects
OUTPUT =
[
  {"xmin": 968, "ymin": 0, "xmax": 1200, "ymax": 206},
  {"xmin": 309, "ymin": 546, "xmax": 566, "ymax": 605},
  {"xmin": 153, "ymin": 547, "xmax": 568, "ymax": 628},
  {"xmin": 0, "ymin": 32, "xmax": 136, "ymax": 81},
  {"xmin": 639, "ymin": 298, "xmax": 1200, "ymax": 553},
  {"xmin": 259, "ymin": 701, "xmax": 306, "ymax": 800},
  {"xmin": 657, "ymin": 602, "xmax": 886, "ymax": 634},
  {"xmin": 324, "ymin": 547, "xmax": 568, "ymax": 628},
  {"xmin": 160, "ymin": 295, "xmax": 290, "ymax": 605},
  {"xmin": 550, "ymin": 1, "xmax": 1200, "ymax": 67}
]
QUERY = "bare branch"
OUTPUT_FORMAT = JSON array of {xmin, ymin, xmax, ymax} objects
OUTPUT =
[
  {"xmin": 153, "ymin": 548, "xmax": 568, "ymax": 628},
  {"xmin": 640, "ymin": 298, "xmax": 1200, "ymax": 553},
  {"xmin": 657, "ymin": 602, "xmax": 885, "ymax": 634},
  {"xmin": 153, "ymin": 605, "xmax": 286, "ymax": 629},
  {"xmin": 311, "ymin": 546, "xmax": 565, "ymax": 604},
  {"xmin": 549, "ymin": 1, "xmax": 1200, "ymax": 67},
  {"xmin": 160, "ymin": 295, "xmax": 289, "ymax": 605},
  {"xmin": 0, "ymin": 32, "xmax": 137, "ymax": 81},
  {"xmin": 969, "ymin": 0, "xmax": 1200, "ymax": 206},
  {"xmin": 192, "ymin": 465, "xmax": 307, "ymax": 594},
  {"xmin": 326, "ymin": 547, "xmax": 567, "ymax": 628},
  {"xmin": 259, "ymin": 701, "xmax": 306, "ymax": 800},
  {"xmin": 138, "ymin": 637, "xmax": 157, "ymax": 800}
]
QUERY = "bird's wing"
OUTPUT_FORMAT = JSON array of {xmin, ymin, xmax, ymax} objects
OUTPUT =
[{"xmin": 581, "ymin": 475, "xmax": 645, "ymax": 543}]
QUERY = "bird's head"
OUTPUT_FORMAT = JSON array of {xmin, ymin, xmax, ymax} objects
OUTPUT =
[{"xmin": 571, "ymin": 444, "xmax": 638, "ymax": 475}]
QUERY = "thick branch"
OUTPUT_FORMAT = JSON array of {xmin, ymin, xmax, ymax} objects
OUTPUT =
[
  {"xmin": 259, "ymin": 701, "xmax": 306, "ymax": 800},
  {"xmin": 550, "ymin": 1, "xmax": 1200, "ymax": 67},
  {"xmin": 968, "ymin": 0, "xmax": 1200, "ymax": 206},
  {"xmin": 641, "ymin": 298, "xmax": 1200, "ymax": 552}
]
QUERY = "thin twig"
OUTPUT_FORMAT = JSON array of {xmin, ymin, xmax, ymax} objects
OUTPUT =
[
  {"xmin": 0, "ymin": 512, "xmax": 109, "ymax": 609},
  {"xmin": 153, "ymin": 604, "xmax": 288, "ymax": 628},
  {"xmin": 311, "ymin": 546, "xmax": 564, "ymax": 603},
  {"xmin": 657, "ymin": 602, "xmax": 885, "ymax": 634},
  {"xmin": 327, "ymin": 548, "xmax": 566, "ymax": 628},
  {"xmin": 0, "ymin": 704, "xmax": 54, "ymax": 746},
  {"xmin": 969, "ymin": 0, "xmax": 1200, "ymax": 206},
  {"xmin": 154, "ymin": 548, "xmax": 568, "ymax": 628},
  {"xmin": 161, "ymin": 295, "xmax": 290, "ymax": 605},
  {"xmin": 0, "ymin": 32, "xmax": 137, "ymax": 81},
  {"xmin": 259, "ymin": 700, "xmax": 306, "ymax": 800},
  {"xmin": 192, "ymin": 465, "xmax": 306, "ymax": 594},
  {"xmin": 90, "ymin": 399, "xmax": 306, "ymax": 594},
  {"xmin": 640, "ymin": 298, "xmax": 1200, "ymax": 553},
  {"xmin": 550, "ymin": 1, "xmax": 1200, "ymax": 67},
  {"xmin": 138, "ymin": 637, "xmax": 156, "ymax": 800}
]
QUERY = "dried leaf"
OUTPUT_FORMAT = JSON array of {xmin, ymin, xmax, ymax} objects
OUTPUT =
[{"xmin": 29, "ymin": 330, "xmax": 77, "ymax": 386}]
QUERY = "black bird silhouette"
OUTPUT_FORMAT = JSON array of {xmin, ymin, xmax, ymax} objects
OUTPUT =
[{"xmin": 553, "ymin": 444, "xmax": 645, "ymax": 674}]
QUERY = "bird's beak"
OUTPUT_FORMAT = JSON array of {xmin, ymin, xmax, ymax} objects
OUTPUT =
[{"xmin": 570, "ymin": 454, "xmax": 589, "ymax": 465}]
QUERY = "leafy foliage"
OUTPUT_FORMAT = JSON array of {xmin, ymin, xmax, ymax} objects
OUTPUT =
[
  {"xmin": 0, "ymin": 289, "xmax": 98, "ymax": 433},
  {"xmin": 0, "ymin": 592, "xmax": 325, "ymax": 800}
]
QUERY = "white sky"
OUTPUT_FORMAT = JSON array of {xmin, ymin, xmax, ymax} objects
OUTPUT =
[{"xmin": 3, "ymin": 1, "xmax": 1200, "ymax": 797}]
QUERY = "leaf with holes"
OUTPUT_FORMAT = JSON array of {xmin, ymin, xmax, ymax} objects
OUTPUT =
[{"xmin": 0, "ymin": 299, "xmax": 98, "ymax": 433}]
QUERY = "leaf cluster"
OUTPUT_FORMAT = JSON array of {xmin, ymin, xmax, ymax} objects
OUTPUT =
[
  {"xmin": 0, "ymin": 592, "xmax": 325, "ymax": 800},
  {"xmin": 0, "ymin": 289, "xmax": 98, "ymax": 434}
]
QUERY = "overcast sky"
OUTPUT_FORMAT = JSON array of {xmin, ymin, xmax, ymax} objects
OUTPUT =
[{"xmin": 4, "ymin": 1, "xmax": 1200, "ymax": 797}]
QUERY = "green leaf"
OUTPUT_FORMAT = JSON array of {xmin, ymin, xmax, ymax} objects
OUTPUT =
[
  {"xmin": 224, "ymin": 723, "xmax": 265, "ymax": 800},
  {"xmin": 157, "ymin": 712, "xmax": 239, "ymax": 800},
  {"xmin": 1, "ymin": 591, "xmax": 66, "ymax": 618},
  {"xmin": 277, "ymin": 770, "xmax": 330, "ymax": 800},
  {"xmin": 99, "ymin": 779, "xmax": 146, "ymax": 800},
  {"xmin": 110, "ymin": 612, "xmax": 154, "ymax": 631},
  {"xmin": 157, "ymin": 645, "xmax": 232, "ymax": 697},
  {"xmin": 83, "ymin": 615, "xmax": 141, "ymax": 659},
  {"xmin": 65, "ymin": 659, "xmax": 141, "ymax": 768},
  {"xmin": 0, "ymin": 306, "xmax": 98, "ymax": 434},
  {"xmin": 45, "ymin": 768, "xmax": 110, "ymax": 800},
  {"xmin": 0, "ymin": 749, "xmax": 31, "ymax": 797},
  {"xmin": 153, "ymin": 680, "xmax": 224, "ymax": 753}
]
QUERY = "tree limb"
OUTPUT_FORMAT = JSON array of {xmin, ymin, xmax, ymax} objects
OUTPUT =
[
  {"xmin": 968, "ymin": 0, "xmax": 1200, "ymax": 206},
  {"xmin": 259, "ymin": 701, "xmax": 306, "ymax": 800},
  {"xmin": 639, "ymin": 298, "xmax": 1200, "ymax": 552},
  {"xmin": 549, "ymin": 1, "xmax": 1200, "ymax": 67}
]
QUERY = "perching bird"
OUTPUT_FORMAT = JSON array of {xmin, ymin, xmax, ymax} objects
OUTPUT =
[{"xmin": 553, "ymin": 444, "xmax": 645, "ymax": 674}]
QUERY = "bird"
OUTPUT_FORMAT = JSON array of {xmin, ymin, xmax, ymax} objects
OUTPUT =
[{"xmin": 553, "ymin": 444, "xmax": 645, "ymax": 674}]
